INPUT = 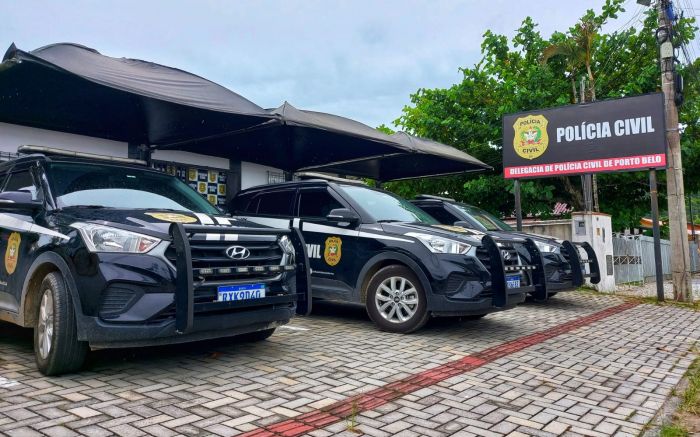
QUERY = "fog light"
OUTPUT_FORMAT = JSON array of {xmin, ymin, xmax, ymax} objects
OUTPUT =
[
  {"xmin": 199, "ymin": 268, "xmax": 214, "ymax": 275},
  {"xmin": 218, "ymin": 268, "xmax": 232, "ymax": 274},
  {"xmin": 269, "ymin": 266, "xmax": 281, "ymax": 272},
  {"xmin": 284, "ymin": 265, "xmax": 295, "ymax": 271},
  {"xmin": 253, "ymin": 266, "xmax": 265, "ymax": 272},
  {"xmin": 236, "ymin": 267, "xmax": 250, "ymax": 273}
]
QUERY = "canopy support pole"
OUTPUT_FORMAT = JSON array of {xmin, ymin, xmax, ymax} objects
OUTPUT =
[{"xmin": 514, "ymin": 179, "xmax": 523, "ymax": 231}]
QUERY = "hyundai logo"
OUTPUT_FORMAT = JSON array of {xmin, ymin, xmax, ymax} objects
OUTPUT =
[{"xmin": 226, "ymin": 245, "xmax": 250, "ymax": 260}]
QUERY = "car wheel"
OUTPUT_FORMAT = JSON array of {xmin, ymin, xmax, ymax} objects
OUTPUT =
[
  {"xmin": 365, "ymin": 265, "xmax": 429, "ymax": 333},
  {"xmin": 236, "ymin": 328, "xmax": 276, "ymax": 342},
  {"xmin": 34, "ymin": 272, "xmax": 88, "ymax": 376}
]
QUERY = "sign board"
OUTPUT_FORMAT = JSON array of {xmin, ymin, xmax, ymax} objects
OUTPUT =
[{"xmin": 502, "ymin": 93, "xmax": 666, "ymax": 179}]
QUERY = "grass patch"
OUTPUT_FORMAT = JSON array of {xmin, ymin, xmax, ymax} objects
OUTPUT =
[
  {"xmin": 659, "ymin": 354, "xmax": 700, "ymax": 435},
  {"xmin": 574, "ymin": 288, "xmax": 700, "ymax": 311},
  {"xmin": 659, "ymin": 424, "xmax": 689, "ymax": 436},
  {"xmin": 345, "ymin": 399, "xmax": 361, "ymax": 434}
]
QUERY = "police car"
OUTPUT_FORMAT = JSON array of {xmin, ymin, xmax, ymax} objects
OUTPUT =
[
  {"xmin": 231, "ymin": 179, "xmax": 547, "ymax": 333},
  {"xmin": 0, "ymin": 147, "xmax": 309, "ymax": 375},
  {"xmin": 411, "ymin": 195, "xmax": 600, "ymax": 296}
]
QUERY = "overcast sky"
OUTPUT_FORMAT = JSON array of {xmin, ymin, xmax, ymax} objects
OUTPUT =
[{"xmin": 2, "ymin": 1, "xmax": 650, "ymax": 128}]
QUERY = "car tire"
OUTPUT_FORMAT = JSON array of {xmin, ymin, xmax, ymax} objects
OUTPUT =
[
  {"xmin": 34, "ymin": 272, "xmax": 88, "ymax": 376},
  {"xmin": 236, "ymin": 328, "xmax": 276, "ymax": 342},
  {"xmin": 365, "ymin": 265, "xmax": 429, "ymax": 333}
]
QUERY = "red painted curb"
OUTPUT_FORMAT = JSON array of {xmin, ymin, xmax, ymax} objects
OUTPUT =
[{"xmin": 237, "ymin": 301, "xmax": 637, "ymax": 437}]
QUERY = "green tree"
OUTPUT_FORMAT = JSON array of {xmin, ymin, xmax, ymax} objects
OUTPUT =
[{"xmin": 385, "ymin": 1, "xmax": 699, "ymax": 232}]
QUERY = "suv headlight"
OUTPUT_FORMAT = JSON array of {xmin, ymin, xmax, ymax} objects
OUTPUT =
[
  {"xmin": 406, "ymin": 232, "xmax": 471, "ymax": 255},
  {"xmin": 535, "ymin": 240, "xmax": 559, "ymax": 253},
  {"xmin": 72, "ymin": 223, "xmax": 161, "ymax": 253}
]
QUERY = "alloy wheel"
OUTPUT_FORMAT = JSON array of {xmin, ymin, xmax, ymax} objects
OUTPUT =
[
  {"xmin": 37, "ymin": 290, "xmax": 54, "ymax": 359},
  {"xmin": 374, "ymin": 276, "xmax": 419, "ymax": 324}
]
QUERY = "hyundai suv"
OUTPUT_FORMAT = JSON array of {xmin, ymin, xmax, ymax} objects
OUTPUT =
[
  {"xmin": 231, "ymin": 180, "xmax": 547, "ymax": 333},
  {"xmin": 0, "ymin": 147, "xmax": 309, "ymax": 375}
]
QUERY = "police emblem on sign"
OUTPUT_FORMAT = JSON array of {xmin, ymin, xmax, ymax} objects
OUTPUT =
[
  {"xmin": 324, "ymin": 236, "xmax": 342, "ymax": 266},
  {"xmin": 513, "ymin": 114, "xmax": 549, "ymax": 160}
]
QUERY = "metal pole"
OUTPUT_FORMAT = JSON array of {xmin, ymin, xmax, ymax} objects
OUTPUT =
[
  {"xmin": 514, "ymin": 179, "xmax": 523, "ymax": 231},
  {"xmin": 689, "ymin": 193, "xmax": 696, "ymax": 242},
  {"xmin": 650, "ymin": 169, "xmax": 665, "ymax": 302}
]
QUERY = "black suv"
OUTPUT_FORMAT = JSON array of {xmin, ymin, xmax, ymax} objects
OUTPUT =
[
  {"xmin": 411, "ymin": 195, "xmax": 600, "ymax": 295},
  {"xmin": 231, "ymin": 180, "xmax": 547, "ymax": 333},
  {"xmin": 0, "ymin": 149, "xmax": 309, "ymax": 375}
]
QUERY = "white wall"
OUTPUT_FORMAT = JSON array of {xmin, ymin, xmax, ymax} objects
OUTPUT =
[
  {"xmin": 151, "ymin": 150, "xmax": 229, "ymax": 170},
  {"xmin": 241, "ymin": 161, "xmax": 283, "ymax": 189},
  {"xmin": 0, "ymin": 122, "xmax": 128, "ymax": 157},
  {"xmin": 0, "ymin": 123, "xmax": 280, "ymax": 192}
]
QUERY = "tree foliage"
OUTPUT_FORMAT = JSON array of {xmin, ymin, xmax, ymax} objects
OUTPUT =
[{"xmin": 386, "ymin": 0, "xmax": 699, "ymax": 231}]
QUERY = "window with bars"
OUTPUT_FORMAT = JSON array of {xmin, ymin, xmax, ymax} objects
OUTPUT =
[{"xmin": 152, "ymin": 160, "xmax": 228, "ymax": 207}]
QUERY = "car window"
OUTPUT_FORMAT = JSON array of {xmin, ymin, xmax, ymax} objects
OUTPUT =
[
  {"xmin": 298, "ymin": 189, "xmax": 343, "ymax": 218},
  {"xmin": 46, "ymin": 162, "xmax": 220, "ymax": 214},
  {"xmin": 452, "ymin": 203, "xmax": 513, "ymax": 231},
  {"xmin": 420, "ymin": 205, "xmax": 460, "ymax": 225},
  {"xmin": 339, "ymin": 185, "xmax": 437, "ymax": 224},
  {"xmin": 4, "ymin": 169, "xmax": 37, "ymax": 196},
  {"xmin": 255, "ymin": 190, "xmax": 295, "ymax": 216}
]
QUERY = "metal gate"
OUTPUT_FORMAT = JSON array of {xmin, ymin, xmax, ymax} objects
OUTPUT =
[
  {"xmin": 612, "ymin": 234, "xmax": 644, "ymax": 285},
  {"xmin": 612, "ymin": 234, "xmax": 679, "ymax": 284}
]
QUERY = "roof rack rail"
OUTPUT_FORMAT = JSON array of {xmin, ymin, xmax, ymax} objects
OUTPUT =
[
  {"xmin": 295, "ymin": 172, "xmax": 367, "ymax": 185},
  {"xmin": 18, "ymin": 145, "xmax": 147, "ymax": 166},
  {"xmin": 414, "ymin": 194, "xmax": 456, "ymax": 202}
]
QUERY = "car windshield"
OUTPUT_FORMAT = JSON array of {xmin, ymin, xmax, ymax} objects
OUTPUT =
[
  {"xmin": 46, "ymin": 162, "xmax": 220, "ymax": 214},
  {"xmin": 340, "ymin": 185, "xmax": 437, "ymax": 224},
  {"xmin": 453, "ymin": 203, "xmax": 512, "ymax": 231}
]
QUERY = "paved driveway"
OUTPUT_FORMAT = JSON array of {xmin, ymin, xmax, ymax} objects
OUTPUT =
[{"xmin": 1, "ymin": 293, "xmax": 698, "ymax": 437}]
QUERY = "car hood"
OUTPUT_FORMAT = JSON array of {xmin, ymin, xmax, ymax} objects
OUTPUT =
[
  {"xmin": 379, "ymin": 222, "xmax": 486, "ymax": 245},
  {"xmin": 51, "ymin": 208, "xmax": 273, "ymax": 237},
  {"xmin": 487, "ymin": 230, "xmax": 563, "ymax": 246}
]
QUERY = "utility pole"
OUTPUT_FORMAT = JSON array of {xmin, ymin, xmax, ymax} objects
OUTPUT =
[
  {"xmin": 657, "ymin": 0, "xmax": 692, "ymax": 301},
  {"xmin": 579, "ymin": 77, "xmax": 593, "ymax": 212}
]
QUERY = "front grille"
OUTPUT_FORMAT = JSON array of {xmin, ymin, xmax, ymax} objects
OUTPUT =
[
  {"xmin": 164, "ymin": 233, "xmax": 293, "ymax": 303},
  {"xmin": 477, "ymin": 244, "xmax": 531, "ymax": 286},
  {"xmin": 165, "ymin": 236, "xmax": 286, "ymax": 280}
]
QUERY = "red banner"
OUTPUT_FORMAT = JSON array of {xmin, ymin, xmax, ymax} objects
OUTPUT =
[{"xmin": 504, "ymin": 153, "xmax": 666, "ymax": 179}]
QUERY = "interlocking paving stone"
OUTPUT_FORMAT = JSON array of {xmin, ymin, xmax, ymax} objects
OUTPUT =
[{"xmin": 1, "ymin": 293, "xmax": 699, "ymax": 436}]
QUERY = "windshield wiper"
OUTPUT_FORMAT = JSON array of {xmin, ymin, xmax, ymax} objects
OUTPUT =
[{"xmin": 376, "ymin": 219, "xmax": 402, "ymax": 223}]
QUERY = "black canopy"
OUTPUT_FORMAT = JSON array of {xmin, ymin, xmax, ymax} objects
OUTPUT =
[
  {"xmin": 0, "ymin": 43, "xmax": 276, "ymax": 146},
  {"xmin": 159, "ymin": 101, "xmax": 404, "ymax": 171},
  {"xmin": 305, "ymin": 131, "xmax": 492, "ymax": 181},
  {"xmin": 0, "ymin": 42, "xmax": 489, "ymax": 181}
]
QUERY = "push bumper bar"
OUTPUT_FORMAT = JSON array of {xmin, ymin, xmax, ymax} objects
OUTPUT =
[
  {"xmin": 561, "ymin": 240, "xmax": 601, "ymax": 286},
  {"xmin": 169, "ymin": 223, "xmax": 311, "ymax": 334},
  {"xmin": 481, "ymin": 235, "xmax": 547, "ymax": 306}
]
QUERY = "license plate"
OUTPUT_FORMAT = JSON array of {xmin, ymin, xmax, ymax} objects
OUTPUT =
[
  {"xmin": 505, "ymin": 274, "xmax": 521, "ymax": 289},
  {"xmin": 217, "ymin": 283, "xmax": 266, "ymax": 302}
]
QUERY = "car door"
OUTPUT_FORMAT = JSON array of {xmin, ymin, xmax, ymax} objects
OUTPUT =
[
  {"xmin": 0, "ymin": 165, "xmax": 40, "ymax": 313},
  {"xmin": 295, "ymin": 187, "xmax": 360, "ymax": 300}
]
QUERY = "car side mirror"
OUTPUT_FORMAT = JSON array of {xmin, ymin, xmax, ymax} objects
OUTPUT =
[
  {"xmin": 0, "ymin": 191, "xmax": 42, "ymax": 212},
  {"xmin": 454, "ymin": 221, "xmax": 471, "ymax": 228},
  {"xmin": 326, "ymin": 208, "xmax": 360, "ymax": 227}
]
